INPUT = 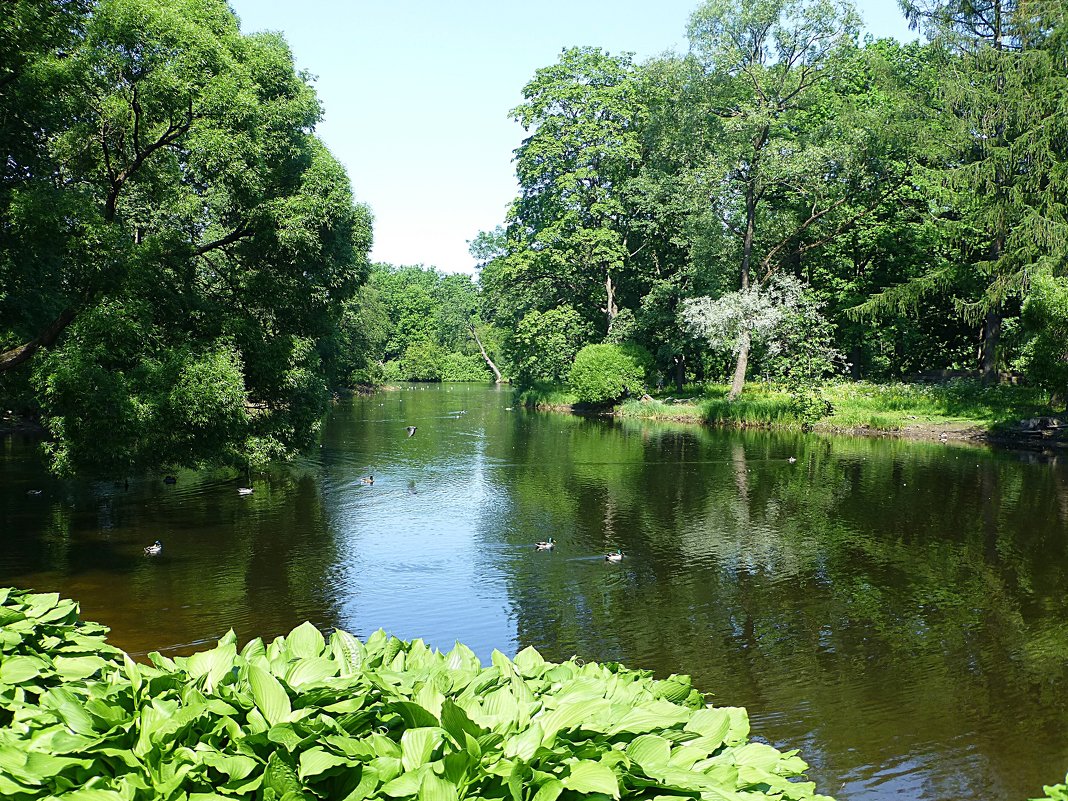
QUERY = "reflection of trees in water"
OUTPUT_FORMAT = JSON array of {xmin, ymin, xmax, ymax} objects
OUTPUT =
[{"xmin": 489, "ymin": 420, "xmax": 1068, "ymax": 798}]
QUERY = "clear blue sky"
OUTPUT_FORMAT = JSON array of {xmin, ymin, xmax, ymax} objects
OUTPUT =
[{"xmin": 226, "ymin": 1, "xmax": 917, "ymax": 274}]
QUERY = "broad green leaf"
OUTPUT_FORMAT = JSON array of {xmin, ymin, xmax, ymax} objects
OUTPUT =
[
  {"xmin": 441, "ymin": 699, "xmax": 481, "ymax": 744},
  {"xmin": 627, "ymin": 734, "xmax": 672, "ymax": 774},
  {"xmin": 54, "ymin": 655, "xmax": 109, "ymax": 680},
  {"xmin": 562, "ymin": 761, "xmax": 619, "ymax": 799},
  {"xmin": 381, "ymin": 765, "xmax": 429, "ymax": 797},
  {"xmin": 341, "ymin": 764, "xmax": 380, "ymax": 801},
  {"xmin": 531, "ymin": 778, "xmax": 564, "ymax": 801},
  {"xmin": 185, "ymin": 641, "xmax": 237, "ymax": 692},
  {"xmin": 331, "ymin": 629, "xmax": 366, "ymax": 675},
  {"xmin": 248, "ymin": 663, "xmax": 292, "ymax": 726},
  {"xmin": 392, "ymin": 700, "xmax": 441, "ymax": 728},
  {"xmin": 0, "ymin": 654, "xmax": 48, "ymax": 684},
  {"xmin": 287, "ymin": 621, "xmax": 326, "ymax": 659},
  {"xmin": 285, "ymin": 657, "xmax": 337, "ymax": 687},
  {"xmin": 684, "ymin": 707, "xmax": 731, "ymax": 743},
  {"xmin": 61, "ymin": 789, "xmax": 125, "ymax": 801},
  {"xmin": 513, "ymin": 646, "xmax": 547, "ymax": 677},
  {"xmin": 264, "ymin": 752, "xmax": 301, "ymax": 797},
  {"xmin": 419, "ymin": 771, "xmax": 459, "ymax": 801},
  {"xmin": 401, "ymin": 727, "xmax": 444, "ymax": 771},
  {"xmin": 503, "ymin": 721, "xmax": 544, "ymax": 761},
  {"xmin": 299, "ymin": 747, "xmax": 351, "ymax": 780},
  {"xmin": 201, "ymin": 752, "xmax": 259, "ymax": 781}
]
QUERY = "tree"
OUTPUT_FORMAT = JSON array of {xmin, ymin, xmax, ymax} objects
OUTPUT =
[
  {"xmin": 0, "ymin": 0, "xmax": 372, "ymax": 474},
  {"xmin": 508, "ymin": 47, "xmax": 646, "ymax": 335},
  {"xmin": 685, "ymin": 0, "xmax": 877, "ymax": 399},
  {"xmin": 896, "ymin": 0, "xmax": 1068, "ymax": 379}
]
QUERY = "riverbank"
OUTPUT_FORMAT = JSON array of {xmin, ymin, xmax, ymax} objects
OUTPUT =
[{"xmin": 518, "ymin": 380, "xmax": 1067, "ymax": 448}]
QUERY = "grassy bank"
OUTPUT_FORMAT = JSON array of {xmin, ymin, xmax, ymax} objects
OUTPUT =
[{"xmin": 521, "ymin": 379, "xmax": 1062, "ymax": 442}]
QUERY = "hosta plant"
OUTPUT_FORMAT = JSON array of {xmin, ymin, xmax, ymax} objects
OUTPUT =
[{"xmin": 0, "ymin": 588, "xmax": 834, "ymax": 800}]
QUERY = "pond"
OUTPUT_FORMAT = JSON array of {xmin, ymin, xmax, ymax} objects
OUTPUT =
[{"xmin": 2, "ymin": 383, "xmax": 1067, "ymax": 800}]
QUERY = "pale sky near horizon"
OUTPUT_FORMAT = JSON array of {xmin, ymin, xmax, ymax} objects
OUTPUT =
[{"xmin": 226, "ymin": 1, "xmax": 918, "ymax": 274}]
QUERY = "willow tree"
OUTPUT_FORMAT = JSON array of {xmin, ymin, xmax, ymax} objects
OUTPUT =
[
  {"xmin": 685, "ymin": 0, "xmax": 868, "ymax": 399},
  {"xmin": 0, "ymin": 0, "xmax": 372, "ymax": 474},
  {"xmin": 894, "ymin": 0, "xmax": 1068, "ymax": 379}
]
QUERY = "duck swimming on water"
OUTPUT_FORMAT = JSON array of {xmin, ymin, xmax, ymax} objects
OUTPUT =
[
  {"xmin": 360, "ymin": 475, "xmax": 374, "ymax": 485},
  {"xmin": 237, "ymin": 487, "xmax": 254, "ymax": 495},
  {"xmin": 535, "ymin": 537, "xmax": 555, "ymax": 551},
  {"xmin": 144, "ymin": 540, "xmax": 163, "ymax": 556},
  {"xmin": 605, "ymin": 549, "xmax": 623, "ymax": 563}
]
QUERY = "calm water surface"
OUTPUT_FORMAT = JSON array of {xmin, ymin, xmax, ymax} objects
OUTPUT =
[{"xmin": 2, "ymin": 384, "xmax": 1067, "ymax": 801}]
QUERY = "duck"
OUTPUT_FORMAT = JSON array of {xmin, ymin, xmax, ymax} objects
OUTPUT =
[
  {"xmin": 406, "ymin": 426, "xmax": 417, "ymax": 437},
  {"xmin": 787, "ymin": 457, "xmax": 797, "ymax": 464},
  {"xmin": 535, "ymin": 537, "xmax": 555, "ymax": 551},
  {"xmin": 26, "ymin": 489, "xmax": 42, "ymax": 496},
  {"xmin": 144, "ymin": 540, "xmax": 163, "ymax": 556},
  {"xmin": 237, "ymin": 487, "xmax": 254, "ymax": 495},
  {"xmin": 605, "ymin": 549, "xmax": 624, "ymax": 563},
  {"xmin": 163, "ymin": 475, "xmax": 177, "ymax": 484},
  {"xmin": 360, "ymin": 475, "xmax": 374, "ymax": 485}
]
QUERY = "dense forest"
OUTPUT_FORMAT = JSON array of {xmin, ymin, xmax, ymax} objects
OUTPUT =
[
  {"xmin": 473, "ymin": 0, "xmax": 1068, "ymax": 404},
  {"xmin": 2, "ymin": 0, "xmax": 1067, "ymax": 475}
]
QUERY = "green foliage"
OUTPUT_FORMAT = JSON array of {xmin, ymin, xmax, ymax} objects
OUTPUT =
[
  {"xmin": 0, "ymin": 587, "xmax": 835, "ymax": 801},
  {"xmin": 569, "ymin": 343, "xmax": 652, "ymax": 405},
  {"xmin": 1035, "ymin": 776, "xmax": 1068, "ymax": 801},
  {"xmin": 1021, "ymin": 274, "xmax": 1068, "ymax": 406},
  {"xmin": 0, "ymin": 0, "xmax": 372, "ymax": 474},
  {"xmin": 441, "ymin": 352, "xmax": 492, "ymax": 382},
  {"xmin": 400, "ymin": 341, "xmax": 445, "ymax": 382},
  {"xmin": 508, "ymin": 306, "xmax": 590, "ymax": 388}
]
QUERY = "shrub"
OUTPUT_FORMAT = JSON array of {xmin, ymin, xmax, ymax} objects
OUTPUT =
[
  {"xmin": 0, "ymin": 588, "xmax": 834, "ymax": 801},
  {"xmin": 400, "ymin": 340, "xmax": 444, "ymax": 382},
  {"xmin": 569, "ymin": 343, "xmax": 651, "ymax": 404},
  {"xmin": 1022, "ymin": 273, "xmax": 1068, "ymax": 408},
  {"xmin": 380, "ymin": 359, "xmax": 404, "ymax": 382},
  {"xmin": 440, "ymin": 352, "xmax": 491, "ymax": 382}
]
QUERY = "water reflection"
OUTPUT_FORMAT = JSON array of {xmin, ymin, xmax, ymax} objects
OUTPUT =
[{"xmin": 1, "ymin": 385, "xmax": 1067, "ymax": 800}]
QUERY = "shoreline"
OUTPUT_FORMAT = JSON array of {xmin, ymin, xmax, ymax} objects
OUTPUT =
[{"xmin": 526, "ymin": 398, "xmax": 1068, "ymax": 452}]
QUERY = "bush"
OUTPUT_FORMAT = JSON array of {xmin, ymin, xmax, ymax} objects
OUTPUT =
[
  {"xmin": 569, "ymin": 343, "xmax": 651, "ymax": 404},
  {"xmin": 0, "ymin": 588, "xmax": 834, "ymax": 801},
  {"xmin": 440, "ymin": 351, "xmax": 491, "ymax": 382},
  {"xmin": 380, "ymin": 359, "xmax": 404, "ymax": 383},
  {"xmin": 1022, "ymin": 273, "xmax": 1068, "ymax": 408},
  {"xmin": 400, "ymin": 340, "xmax": 444, "ymax": 381}
]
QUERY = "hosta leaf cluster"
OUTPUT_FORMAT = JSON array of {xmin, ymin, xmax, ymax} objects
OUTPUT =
[{"xmin": 0, "ymin": 589, "xmax": 833, "ymax": 801}]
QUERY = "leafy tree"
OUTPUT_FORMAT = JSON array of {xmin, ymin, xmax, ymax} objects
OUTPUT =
[
  {"xmin": 683, "ymin": 0, "xmax": 883, "ymax": 399},
  {"xmin": 0, "ymin": 0, "xmax": 372, "ymax": 474},
  {"xmin": 507, "ymin": 47, "xmax": 646, "ymax": 335},
  {"xmin": 508, "ymin": 306, "xmax": 591, "ymax": 387}
]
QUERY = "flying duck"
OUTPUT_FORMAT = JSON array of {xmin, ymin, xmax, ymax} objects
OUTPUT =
[{"xmin": 144, "ymin": 540, "xmax": 163, "ymax": 556}]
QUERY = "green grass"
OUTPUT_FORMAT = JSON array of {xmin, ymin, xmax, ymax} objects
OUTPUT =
[{"xmin": 528, "ymin": 378, "xmax": 1057, "ymax": 435}]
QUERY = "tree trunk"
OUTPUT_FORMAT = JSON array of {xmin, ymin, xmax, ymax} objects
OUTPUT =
[
  {"xmin": 0, "ymin": 307, "xmax": 79, "ymax": 373},
  {"xmin": 979, "ymin": 309, "xmax": 1002, "ymax": 383},
  {"xmin": 728, "ymin": 174, "xmax": 759, "ymax": 401},
  {"xmin": 728, "ymin": 329, "xmax": 750, "ymax": 401},
  {"xmin": 673, "ymin": 354, "xmax": 685, "ymax": 392},
  {"xmin": 468, "ymin": 325, "xmax": 504, "ymax": 384},
  {"xmin": 605, "ymin": 272, "xmax": 618, "ymax": 333}
]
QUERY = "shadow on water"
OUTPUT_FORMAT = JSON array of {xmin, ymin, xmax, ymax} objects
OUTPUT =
[{"xmin": 2, "ymin": 383, "xmax": 1068, "ymax": 801}]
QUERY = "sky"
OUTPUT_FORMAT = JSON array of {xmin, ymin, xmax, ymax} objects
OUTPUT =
[{"xmin": 226, "ymin": 1, "xmax": 919, "ymax": 274}]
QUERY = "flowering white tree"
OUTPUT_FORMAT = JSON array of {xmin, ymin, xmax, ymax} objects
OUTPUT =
[{"xmin": 681, "ymin": 275, "xmax": 843, "ymax": 410}]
